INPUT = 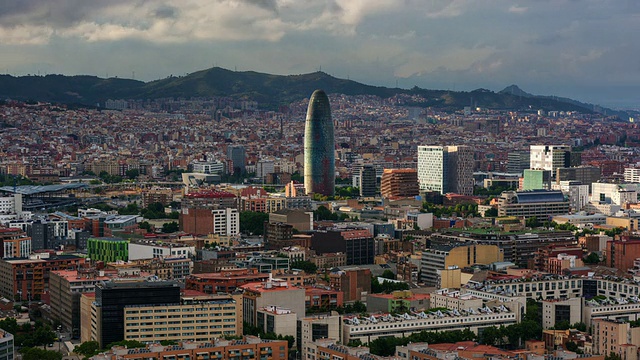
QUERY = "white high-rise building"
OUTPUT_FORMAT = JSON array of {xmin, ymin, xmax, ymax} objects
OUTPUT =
[
  {"xmin": 212, "ymin": 208, "xmax": 239, "ymax": 236},
  {"xmin": 192, "ymin": 161, "xmax": 225, "ymax": 175},
  {"xmin": 530, "ymin": 145, "xmax": 571, "ymax": 172},
  {"xmin": 417, "ymin": 145, "xmax": 473, "ymax": 195},
  {"xmin": 624, "ymin": 167, "xmax": 640, "ymax": 183}
]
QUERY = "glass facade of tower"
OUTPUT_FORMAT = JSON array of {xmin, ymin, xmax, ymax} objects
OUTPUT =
[{"xmin": 304, "ymin": 90, "xmax": 335, "ymax": 196}]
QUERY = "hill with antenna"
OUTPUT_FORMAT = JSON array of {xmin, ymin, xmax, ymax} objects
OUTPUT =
[{"xmin": 0, "ymin": 67, "xmax": 626, "ymax": 117}]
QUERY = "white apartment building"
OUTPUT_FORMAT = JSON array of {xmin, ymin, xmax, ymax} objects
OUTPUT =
[
  {"xmin": 530, "ymin": 145, "xmax": 571, "ymax": 172},
  {"xmin": 128, "ymin": 242, "xmax": 195, "ymax": 260},
  {"xmin": 624, "ymin": 167, "xmax": 640, "ymax": 183},
  {"xmin": 212, "ymin": 208, "xmax": 239, "ymax": 236},
  {"xmin": 591, "ymin": 183, "xmax": 638, "ymax": 206},
  {"xmin": 192, "ymin": 161, "xmax": 225, "ymax": 175},
  {"xmin": 342, "ymin": 309, "xmax": 516, "ymax": 344},
  {"xmin": 417, "ymin": 145, "xmax": 473, "ymax": 195}
]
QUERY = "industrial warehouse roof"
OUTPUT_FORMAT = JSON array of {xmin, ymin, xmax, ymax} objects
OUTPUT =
[{"xmin": 0, "ymin": 183, "xmax": 87, "ymax": 195}]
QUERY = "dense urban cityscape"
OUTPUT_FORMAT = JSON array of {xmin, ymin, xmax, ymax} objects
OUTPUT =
[
  {"xmin": 0, "ymin": 77, "xmax": 639, "ymax": 360},
  {"xmin": 2, "ymin": 1, "xmax": 640, "ymax": 360}
]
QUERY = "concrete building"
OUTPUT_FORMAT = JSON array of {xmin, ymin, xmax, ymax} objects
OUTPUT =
[
  {"xmin": 592, "ymin": 183, "xmax": 639, "ymax": 207},
  {"xmin": 269, "ymin": 209, "xmax": 313, "ymax": 232},
  {"xmin": 241, "ymin": 280, "xmax": 305, "ymax": 327},
  {"xmin": 367, "ymin": 290, "xmax": 430, "ymax": 313},
  {"xmin": 297, "ymin": 315, "xmax": 342, "ymax": 360},
  {"xmin": 141, "ymin": 187, "xmax": 173, "ymax": 208},
  {"xmin": 227, "ymin": 145, "xmax": 246, "ymax": 174},
  {"xmin": 0, "ymin": 329, "xmax": 14, "ymax": 360},
  {"xmin": 192, "ymin": 160, "xmax": 225, "ymax": 175},
  {"xmin": 186, "ymin": 268, "xmax": 269, "ymax": 294},
  {"xmin": 417, "ymin": 145, "xmax": 474, "ymax": 195},
  {"xmin": 358, "ymin": 164, "xmax": 377, "ymax": 197},
  {"xmin": 557, "ymin": 166, "xmax": 601, "ymax": 189},
  {"xmin": 128, "ymin": 241, "xmax": 194, "ymax": 261},
  {"xmin": 593, "ymin": 319, "xmax": 640, "ymax": 360},
  {"xmin": 90, "ymin": 336, "xmax": 287, "ymax": 360},
  {"xmin": 342, "ymin": 308, "xmax": 516, "ymax": 344},
  {"xmin": 496, "ymin": 190, "xmax": 570, "ymax": 218},
  {"xmin": 608, "ymin": 240, "xmax": 640, "ymax": 273},
  {"xmin": 311, "ymin": 228, "xmax": 374, "ymax": 266},
  {"xmin": 256, "ymin": 306, "xmax": 297, "ymax": 342},
  {"xmin": 49, "ymin": 269, "xmax": 112, "ymax": 339},
  {"xmin": 304, "ymin": 90, "xmax": 335, "ymax": 196},
  {"xmin": 508, "ymin": 151, "xmax": 531, "ymax": 174},
  {"xmin": 624, "ymin": 168, "xmax": 640, "ymax": 184},
  {"xmin": 212, "ymin": 208, "xmax": 239, "ymax": 236},
  {"xmin": 0, "ymin": 228, "xmax": 31, "ymax": 258},
  {"xmin": 542, "ymin": 298, "xmax": 582, "ymax": 329},
  {"xmin": 420, "ymin": 244, "xmax": 503, "ymax": 287},
  {"xmin": 329, "ymin": 268, "xmax": 371, "ymax": 303}
]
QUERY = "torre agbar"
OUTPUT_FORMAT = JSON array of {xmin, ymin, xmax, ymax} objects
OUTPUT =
[{"xmin": 304, "ymin": 89, "xmax": 335, "ymax": 196}]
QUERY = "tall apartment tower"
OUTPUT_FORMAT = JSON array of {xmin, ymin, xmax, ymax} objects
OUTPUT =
[
  {"xmin": 529, "ymin": 145, "xmax": 571, "ymax": 172},
  {"xmin": 417, "ymin": 145, "xmax": 474, "ymax": 195},
  {"xmin": 304, "ymin": 90, "xmax": 335, "ymax": 196},
  {"xmin": 359, "ymin": 164, "xmax": 377, "ymax": 197},
  {"xmin": 227, "ymin": 145, "xmax": 246, "ymax": 174}
]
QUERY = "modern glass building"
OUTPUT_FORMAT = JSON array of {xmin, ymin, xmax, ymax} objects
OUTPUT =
[
  {"xmin": 304, "ymin": 90, "xmax": 335, "ymax": 196},
  {"xmin": 87, "ymin": 237, "xmax": 129, "ymax": 262}
]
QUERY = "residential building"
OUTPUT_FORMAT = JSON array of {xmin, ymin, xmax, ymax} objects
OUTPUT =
[
  {"xmin": 90, "ymin": 336, "xmax": 287, "ymax": 360},
  {"xmin": 186, "ymin": 269, "xmax": 269, "ymax": 294},
  {"xmin": 624, "ymin": 167, "xmax": 640, "ymax": 184},
  {"xmin": 304, "ymin": 287, "xmax": 343, "ymax": 310},
  {"xmin": 141, "ymin": 187, "xmax": 173, "ymax": 208},
  {"xmin": 212, "ymin": 208, "xmax": 239, "ymax": 236},
  {"xmin": 0, "ymin": 254, "xmax": 86, "ymax": 300},
  {"xmin": 256, "ymin": 306, "xmax": 297, "ymax": 342},
  {"xmin": 329, "ymin": 268, "xmax": 371, "ymax": 303},
  {"xmin": 241, "ymin": 280, "xmax": 306, "ymax": 327},
  {"xmin": 367, "ymin": 290, "xmax": 430, "ymax": 313},
  {"xmin": 417, "ymin": 145, "xmax": 473, "ymax": 195},
  {"xmin": 592, "ymin": 319, "xmax": 640, "ymax": 360},
  {"xmin": 227, "ymin": 145, "xmax": 246, "ymax": 174},
  {"xmin": 542, "ymin": 298, "xmax": 582, "ymax": 329},
  {"xmin": 0, "ymin": 228, "xmax": 31, "ymax": 258},
  {"xmin": 128, "ymin": 241, "xmax": 194, "ymax": 260},
  {"xmin": 269, "ymin": 209, "xmax": 313, "ymax": 232},
  {"xmin": 0, "ymin": 329, "xmax": 14, "ymax": 360}
]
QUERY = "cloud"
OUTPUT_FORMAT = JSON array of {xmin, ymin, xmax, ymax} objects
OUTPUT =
[{"xmin": 508, "ymin": 5, "xmax": 528, "ymax": 14}]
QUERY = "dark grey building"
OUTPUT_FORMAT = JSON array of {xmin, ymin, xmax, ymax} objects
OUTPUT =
[
  {"xmin": 507, "ymin": 151, "xmax": 531, "ymax": 174},
  {"xmin": 304, "ymin": 90, "xmax": 335, "ymax": 196},
  {"xmin": 359, "ymin": 164, "xmax": 377, "ymax": 197},
  {"xmin": 227, "ymin": 145, "xmax": 246, "ymax": 174},
  {"xmin": 95, "ymin": 281, "xmax": 180, "ymax": 347},
  {"xmin": 311, "ymin": 228, "xmax": 374, "ymax": 265}
]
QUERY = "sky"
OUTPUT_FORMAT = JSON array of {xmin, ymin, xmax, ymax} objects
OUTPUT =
[{"xmin": 1, "ymin": 0, "xmax": 639, "ymax": 109}]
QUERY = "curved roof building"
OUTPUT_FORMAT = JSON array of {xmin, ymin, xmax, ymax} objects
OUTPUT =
[{"xmin": 304, "ymin": 89, "xmax": 335, "ymax": 196}]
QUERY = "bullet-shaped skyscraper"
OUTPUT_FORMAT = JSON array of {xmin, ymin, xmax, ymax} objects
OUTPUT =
[{"xmin": 304, "ymin": 90, "xmax": 335, "ymax": 196}]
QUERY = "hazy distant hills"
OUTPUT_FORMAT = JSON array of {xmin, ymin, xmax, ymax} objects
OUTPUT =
[{"xmin": 0, "ymin": 67, "xmax": 627, "ymax": 117}]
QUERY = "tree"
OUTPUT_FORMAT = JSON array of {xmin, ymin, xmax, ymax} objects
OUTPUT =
[
  {"xmin": 19, "ymin": 347, "xmax": 62, "ymax": 360},
  {"xmin": 314, "ymin": 206, "xmax": 338, "ymax": 221},
  {"xmin": 381, "ymin": 270, "xmax": 396, "ymax": 280},
  {"xmin": 526, "ymin": 216, "xmax": 541, "ymax": 228},
  {"xmin": 139, "ymin": 221, "xmax": 152, "ymax": 232},
  {"xmin": 290, "ymin": 261, "xmax": 317, "ymax": 274},
  {"xmin": 125, "ymin": 169, "xmax": 140, "ymax": 179},
  {"xmin": 584, "ymin": 252, "xmax": 600, "ymax": 264},
  {"xmin": 565, "ymin": 341, "xmax": 579, "ymax": 352},
  {"xmin": 605, "ymin": 352, "xmax": 622, "ymax": 360},
  {"xmin": 484, "ymin": 207, "xmax": 498, "ymax": 217},
  {"xmin": 74, "ymin": 341, "xmax": 101, "ymax": 358},
  {"xmin": 239, "ymin": 211, "xmax": 270, "ymax": 235},
  {"xmin": 162, "ymin": 221, "xmax": 179, "ymax": 233}
]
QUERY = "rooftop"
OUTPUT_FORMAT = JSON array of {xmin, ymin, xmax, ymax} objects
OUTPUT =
[{"xmin": 0, "ymin": 183, "xmax": 87, "ymax": 195}]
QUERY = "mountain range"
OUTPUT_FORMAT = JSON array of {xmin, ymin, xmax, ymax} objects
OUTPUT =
[{"xmin": 0, "ymin": 67, "xmax": 629, "ymax": 118}]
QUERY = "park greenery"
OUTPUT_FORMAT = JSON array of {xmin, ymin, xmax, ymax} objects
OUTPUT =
[
  {"xmin": 19, "ymin": 347, "xmax": 62, "ymax": 360},
  {"xmin": 240, "ymin": 211, "xmax": 270, "ymax": 235},
  {"xmin": 290, "ymin": 260, "xmax": 317, "ymax": 274},
  {"xmin": 0, "ymin": 318, "xmax": 55, "ymax": 348},
  {"xmin": 371, "ymin": 277, "xmax": 410, "ymax": 293},
  {"xmin": 313, "ymin": 205, "xmax": 349, "ymax": 221}
]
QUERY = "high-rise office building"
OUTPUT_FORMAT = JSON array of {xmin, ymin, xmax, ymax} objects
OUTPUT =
[
  {"xmin": 530, "ymin": 145, "xmax": 571, "ymax": 172},
  {"xmin": 358, "ymin": 164, "xmax": 377, "ymax": 197},
  {"xmin": 227, "ymin": 145, "xmax": 246, "ymax": 174},
  {"xmin": 380, "ymin": 169, "xmax": 419, "ymax": 199},
  {"xmin": 304, "ymin": 90, "xmax": 335, "ymax": 196},
  {"xmin": 417, "ymin": 145, "xmax": 474, "ymax": 195},
  {"xmin": 507, "ymin": 151, "xmax": 530, "ymax": 174}
]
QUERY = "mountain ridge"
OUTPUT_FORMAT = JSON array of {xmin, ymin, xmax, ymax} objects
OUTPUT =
[{"xmin": 0, "ymin": 67, "xmax": 626, "ymax": 117}]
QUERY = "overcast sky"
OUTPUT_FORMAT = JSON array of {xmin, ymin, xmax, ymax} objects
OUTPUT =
[{"xmin": 1, "ymin": 0, "xmax": 639, "ymax": 108}]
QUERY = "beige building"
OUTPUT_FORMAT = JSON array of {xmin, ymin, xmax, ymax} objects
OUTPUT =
[
  {"xmin": 421, "ymin": 244, "xmax": 503, "ymax": 287},
  {"xmin": 298, "ymin": 314, "xmax": 342, "ymax": 360},
  {"xmin": 542, "ymin": 297, "xmax": 582, "ymax": 329},
  {"xmin": 82, "ymin": 292, "xmax": 242, "ymax": 346},
  {"xmin": 256, "ymin": 306, "xmax": 297, "ymax": 343},
  {"xmin": 269, "ymin": 209, "xmax": 313, "ymax": 232},
  {"xmin": 241, "ymin": 280, "xmax": 306, "ymax": 327},
  {"xmin": 430, "ymin": 289, "xmax": 483, "ymax": 310},
  {"xmin": 593, "ymin": 319, "xmax": 640, "ymax": 360}
]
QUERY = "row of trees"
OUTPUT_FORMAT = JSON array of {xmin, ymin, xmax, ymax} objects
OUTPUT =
[
  {"xmin": 422, "ymin": 202, "xmax": 479, "ymax": 218},
  {"xmin": 243, "ymin": 322, "xmax": 295, "ymax": 348},
  {"xmin": 0, "ymin": 318, "xmax": 56, "ymax": 348}
]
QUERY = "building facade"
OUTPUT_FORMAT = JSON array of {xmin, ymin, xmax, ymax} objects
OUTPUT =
[{"xmin": 304, "ymin": 90, "xmax": 335, "ymax": 196}]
